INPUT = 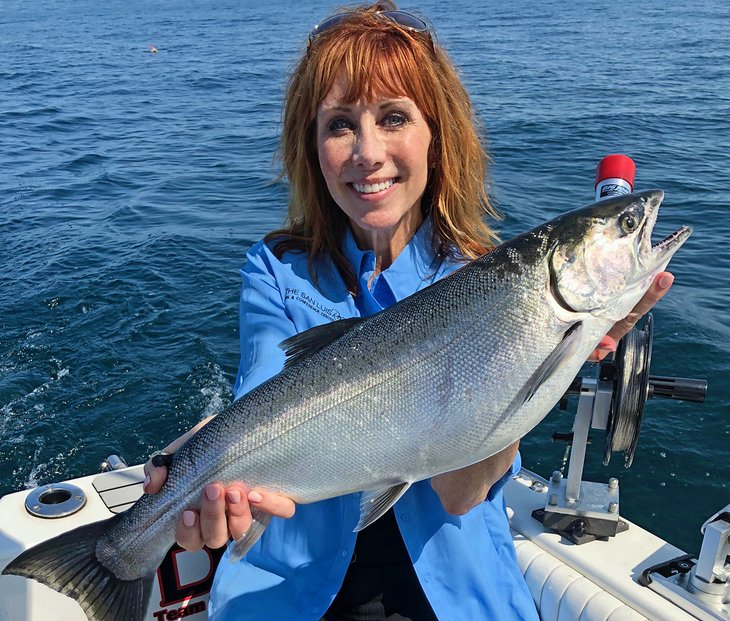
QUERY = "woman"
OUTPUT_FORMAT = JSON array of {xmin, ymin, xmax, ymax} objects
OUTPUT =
[{"xmin": 145, "ymin": 3, "xmax": 675, "ymax": 619}]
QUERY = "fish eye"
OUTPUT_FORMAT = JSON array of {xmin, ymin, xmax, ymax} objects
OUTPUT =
[{"xmin": 619, "ymin": 210, "xmax": 640, "ymax": 234}]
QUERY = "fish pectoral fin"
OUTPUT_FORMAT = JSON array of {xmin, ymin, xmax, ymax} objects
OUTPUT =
[
  {"xmin": 280, "ymin": 317, "xmax": 365, "ymax": 368},
  {"xmin": 520, "ymin": 321, "xmax": 583, "ymax": 406},
  {"xmin": 355, "ymin": 482, "xmax": 411, "ymax": 532},
  {"xmin": 228, "ymin": 508, "xmax": 273, "ymax": 563}
]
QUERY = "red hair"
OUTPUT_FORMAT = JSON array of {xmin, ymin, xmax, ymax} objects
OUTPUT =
[{"xmin": 269, "ymin": 2, "xmax": 499, "ymax": 292}]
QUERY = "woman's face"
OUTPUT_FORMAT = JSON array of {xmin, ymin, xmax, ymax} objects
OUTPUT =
[{"xmin": 316, "ymin": 75, "xmax": 432, "ymax": 251}]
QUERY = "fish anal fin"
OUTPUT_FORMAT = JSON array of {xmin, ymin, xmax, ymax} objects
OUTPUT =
[
  {"xmin": 355, "ymin": 482, "xmax": 411, "ymax": 532},
  {"xmin": 228, "ymin": 508, "xmax": 272, "ymax": 563},
  {"xmin": 280, "ymin": 318, "xmax": 365, "ymax": 369}
]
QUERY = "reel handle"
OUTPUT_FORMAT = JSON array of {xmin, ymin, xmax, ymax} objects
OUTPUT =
[
  {"xmin": 563, "ymin": 371, "xmax": 708, "ymax": 404},
  {"xmin": 648, "ymin": 375, "xmax": 707, "ymax": 403}
]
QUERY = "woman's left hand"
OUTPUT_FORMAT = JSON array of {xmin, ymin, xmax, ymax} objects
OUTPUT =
[{"xmin": 588, "ymin": 271, "xmax": 675, "ymax": 362}]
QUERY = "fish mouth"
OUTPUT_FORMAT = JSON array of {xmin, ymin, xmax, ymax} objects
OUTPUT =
[{"xmin": 637, "ymin": 189, "xmax": 692, "ymax": 272}]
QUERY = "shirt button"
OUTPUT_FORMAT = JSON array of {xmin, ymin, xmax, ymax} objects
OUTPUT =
[
  {"xmin": 424, "ymin": 574, "xmax": 432, "ymax": 583},
  {"xmin": 401, "ymin": 513, "xmax": 409, "ymax": 522},
  {"xmin": 311, "ymin": 606, "xmax": 320, "ymax": 614},
  {"xmin": 341, "ymin": 550, "xmax": 349, "ymax": 557}
]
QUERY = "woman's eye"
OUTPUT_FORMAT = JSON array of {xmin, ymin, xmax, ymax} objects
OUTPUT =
[
  {"xmin": 382, "ymin": 112, "xmax": 407, "ymax": 127},
  {"xmin": 328, "ymin": 118, "xmax": 352, "ymax": 133}
]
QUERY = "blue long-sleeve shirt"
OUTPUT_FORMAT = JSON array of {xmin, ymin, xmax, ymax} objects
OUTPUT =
[{"xmin": 210, "ymin": 217, "xmax": 538, "ymax": 621}]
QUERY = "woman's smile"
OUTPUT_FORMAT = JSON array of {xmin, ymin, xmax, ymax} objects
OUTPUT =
[{"xmin": 350, "ymin": 178, "xmax": 396, "ymax": 195}]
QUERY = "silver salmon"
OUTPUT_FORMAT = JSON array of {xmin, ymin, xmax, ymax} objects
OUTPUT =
[{"xmin": 3, "ymin": 190, "xmax": 691, "ymax": 621}]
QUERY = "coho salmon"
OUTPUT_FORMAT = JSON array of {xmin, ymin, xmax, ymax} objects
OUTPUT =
[{"xmin": 3, "ymin": 190, "xmax": 691, "ymax": 621}]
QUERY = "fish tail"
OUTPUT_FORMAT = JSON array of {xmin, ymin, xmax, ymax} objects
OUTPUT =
[{"xmin": 2, "ymin": 515, "xmax": 152, "ymax": 621}]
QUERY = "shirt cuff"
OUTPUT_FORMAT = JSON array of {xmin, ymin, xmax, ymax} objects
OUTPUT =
[{"xmin": 486, "ymin": 450, "xmax": 522, "ymax": 502}]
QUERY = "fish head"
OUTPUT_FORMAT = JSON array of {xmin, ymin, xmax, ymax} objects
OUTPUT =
[{"xmin": 549, "ymin": 190, "xmax": 692, "ymax": 322}]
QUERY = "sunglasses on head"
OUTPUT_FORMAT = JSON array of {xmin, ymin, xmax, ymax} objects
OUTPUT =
[{"xmin": 308, "ymin": 9, "xmax": 433, "ymax": 48}]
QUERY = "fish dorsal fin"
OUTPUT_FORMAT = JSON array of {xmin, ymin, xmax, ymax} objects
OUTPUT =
[
  {"xmin": 355, "ymin": 482, "xmax": 411, "ymax": 532},
  {"xmin": 228, "ymin": 507, "xmax": 273, "ymax": 563},
  {"xmin": 519, "ymin": 321, "xmax": 583, "ymax": 407},
  {"xmin": 280, "ymin": 317, "xmax": 365, "ymax": 369}
]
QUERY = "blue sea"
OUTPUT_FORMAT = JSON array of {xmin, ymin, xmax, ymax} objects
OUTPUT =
[{"xmin": 1, "ymin": 0, "xmax": 728, "ymax": 554}]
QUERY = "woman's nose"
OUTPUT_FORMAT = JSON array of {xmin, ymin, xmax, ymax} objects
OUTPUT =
[{"xmin": 352, "ymin": 124, "xmax": 385, "ymax": 168}]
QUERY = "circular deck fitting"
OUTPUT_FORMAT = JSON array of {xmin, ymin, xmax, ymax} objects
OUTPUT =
[{"xmin": 25, "ymin": 483, "xmax": 87, "ymax": 518}]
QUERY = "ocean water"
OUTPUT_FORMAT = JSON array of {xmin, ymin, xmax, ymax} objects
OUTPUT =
[{"xmin": 1, "ymin": 0, "xmax": 728, "ymax": 554}]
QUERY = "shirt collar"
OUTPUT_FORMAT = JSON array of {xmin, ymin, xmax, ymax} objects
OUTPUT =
[{"xmin": 341, "ymin": 216, "xmax": 444, "ymax": 305}]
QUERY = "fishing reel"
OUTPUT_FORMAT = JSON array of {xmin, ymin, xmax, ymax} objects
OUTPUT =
[
  {"xmin": 599, "ymin": 314, "xmax": 708, "ymax": 468},
  {"xmin": 533, "ymin": 313, "xmax": 707, "ymax": 544}
]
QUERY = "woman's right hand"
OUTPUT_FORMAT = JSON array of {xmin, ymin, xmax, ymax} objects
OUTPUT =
[{"xmin": 143, "ymin": 440, "xmax": 296, "ymax": 551}]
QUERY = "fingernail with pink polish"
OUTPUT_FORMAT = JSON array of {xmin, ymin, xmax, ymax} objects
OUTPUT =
[
  {"xmin": 227, "ymin": 490, "xmax": 241, "ymax": 504},
  {"xmin": 205, "ymin": 484, "xmax": 221, "ymax": 501},
  {"xmin": 659, "ymin": 273, "xmax": 674, "ymax": 289},
  {"xmin": 183, "ymin": 511, "xmax": 196, "ymax": 527},
  {"xmin": 248, "ymin": 490, "xmax": 263, "ymax": 504},
  {"xmin": 143, "ymin": 474, "xmax": 150, "ymax": 491}
]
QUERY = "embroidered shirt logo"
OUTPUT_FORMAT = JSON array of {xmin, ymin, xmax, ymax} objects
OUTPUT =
[{"xmin": 285, "ymin": 288, "xmax": 343, "ymax": 321}]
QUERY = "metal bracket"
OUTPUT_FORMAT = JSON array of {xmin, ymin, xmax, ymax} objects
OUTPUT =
[
  {"xmin": 694, "ymin": 506, "xmax": 730, "ymax": 584},
  {"xmin": 640, "ymin": 554, "xmax": 729, "ymax": 620},
  {"xmin": 535, "ymin": 377, "xmax": 626, "ymax": 544}
]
